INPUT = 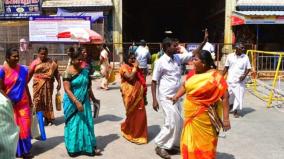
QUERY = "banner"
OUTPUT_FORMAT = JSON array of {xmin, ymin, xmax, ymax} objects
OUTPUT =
[
  {"xmin": 0, "ymin": 0, "xmax": 41, "ymax": 19},
  {"xmin": 29, "ymin": 16, "xmax": 91, "ymax": 42}
]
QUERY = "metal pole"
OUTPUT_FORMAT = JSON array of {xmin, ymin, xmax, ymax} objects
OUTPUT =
[
  {"xmin": 267, "ymin": 54, "xmax": 282, "ymax": 108},
  {"xmin": 256, "ymin": 24, "xmax": 259, "ymax": 50}
]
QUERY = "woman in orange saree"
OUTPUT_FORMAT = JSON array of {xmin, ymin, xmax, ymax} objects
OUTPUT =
[
  {"xmin": 29, "ymin": 47, "xmax": 61, "ymax": 126},
  {"xmin": 169, "ymin": 50, "xmax": 231, "ymax": 159},
  {"xmin": 119, "ymin": 52, "xmax": 148, "ymax": 144}
]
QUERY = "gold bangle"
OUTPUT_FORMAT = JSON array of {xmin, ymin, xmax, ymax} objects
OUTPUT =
[{"xmin": 73, "ymin": 98, "xmax": 78, "ymax": 103}]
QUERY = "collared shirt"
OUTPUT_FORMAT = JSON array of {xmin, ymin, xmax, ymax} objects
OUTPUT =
[
  {"xmin": 225, "ymin": 53, "xmax": 251, "ymax": 83},
  {"xmin": 135, "ymin": 46, "xmax": 151, "ymax": 68},
  {"xmin": 152, "ymin": 52, "xmax": 192, "ymax": 98}
]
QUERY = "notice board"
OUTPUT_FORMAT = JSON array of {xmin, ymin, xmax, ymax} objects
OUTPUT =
[{"xmin": 29, "ymin": 16, "xmax": 91, "ymax": 42}]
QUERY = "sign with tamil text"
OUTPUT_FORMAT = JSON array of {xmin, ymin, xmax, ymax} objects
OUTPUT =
[{"xmin": 0, "ymin": 0, "xmax": 41, "ymax": 19}]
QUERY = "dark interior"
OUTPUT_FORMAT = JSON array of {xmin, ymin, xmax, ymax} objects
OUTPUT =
[{"xmin": 122, "ymin": 0, "xmax": 225, "ymax": 43}]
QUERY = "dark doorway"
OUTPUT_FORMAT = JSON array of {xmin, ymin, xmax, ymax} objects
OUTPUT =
[{"xmin": 123, "ymin": 0, "xmax": 225, "ymax": 43}]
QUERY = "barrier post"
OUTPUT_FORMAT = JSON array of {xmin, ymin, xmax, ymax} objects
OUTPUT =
[{"xmin": 267, "ymin": 54, "xmax": 283, "ymax": 108}]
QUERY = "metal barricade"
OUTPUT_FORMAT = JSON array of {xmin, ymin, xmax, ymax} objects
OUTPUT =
[{"xmin": 246, "ymin": 50, "xmax": 284, "ymax": 108}]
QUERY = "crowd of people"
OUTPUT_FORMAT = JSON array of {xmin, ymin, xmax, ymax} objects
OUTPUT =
[{"xmin": 0, "ymin": 29, "xmax": 251, "ymax": 159}]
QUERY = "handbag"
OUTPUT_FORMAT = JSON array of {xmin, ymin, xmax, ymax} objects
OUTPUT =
[
  {"xmin": 107, "ymin": 70, "xmax": 116, "ymax": 83},
  {"xmin": 31, "ymin": 108, "xmax": 40, "ymax": 139},
  {"xmin": 93, "ymin": 99, "xmax": 100, "ymax": 118},
  {"xmin": 208, "ymin": 102, "xmax": 224, "ymax": 134},
  {"xmin": 55, "ymin": 91, "xmax": 62, "ymax": 111}
]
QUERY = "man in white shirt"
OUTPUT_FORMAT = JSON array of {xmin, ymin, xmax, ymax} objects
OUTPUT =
[
  {"xmin": 203, "ymin": 41, "xmax": 215, "ymax": 60},
  {"xmin": 223, "ymin": 43, "xmax": 251, "ymax": 118},
  {"xmin": 135, "ymin": 40, "xmax": 151, "ymax": 78},
  {"xmin": 151, "ymin": 33, "xmax": 207, "ymax": 159}
]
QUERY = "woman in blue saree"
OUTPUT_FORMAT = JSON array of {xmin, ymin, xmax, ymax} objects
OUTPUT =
[{"xmin": 63, "ymin": 49, "xmax": 101, "ymax": 157}]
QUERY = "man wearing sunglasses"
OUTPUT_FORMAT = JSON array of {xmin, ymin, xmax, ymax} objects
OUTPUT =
[{"xmin": 223, "ymin": 43, "xmax": 251, "ymax": 118}]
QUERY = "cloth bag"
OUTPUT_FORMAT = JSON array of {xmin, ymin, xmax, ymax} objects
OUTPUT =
[
  {"xmin": 36, "ymin": 111, "xmax": 46, "ymax": 141},
  {"xmin": 55, "ymin": 91, "xmax": 62, "ymax": 111},
  {"xmin": 107, "ymin": 70, "xmax": 116, "ymax": 83},
  {"xmin": 31, "ymin": 108, "xmax": 40, "ymax": 139},
  {"xmin": 208, "ymin": 102, "xmax": 224, "ymax": 134},
  {"xmin": 93, "ymin": 99, "xmax": 100, "ymax": 118}
]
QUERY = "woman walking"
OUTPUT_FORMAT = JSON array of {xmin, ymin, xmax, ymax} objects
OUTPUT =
[
  {"xmin": 29, "ymin": 47, "xmax": 61, "ymax": 126},
  {"xmin": 63, "ymin": 50, "xmax": 101, "ymax": 157},
  {"xmin": 0, "ymin": 48, "xmax": 32, "ymax": 158},
  {"xmin": 169, "ymin": 50, "xmax": 231, "ymax": 159},
  {"xmin": 119, "ymin": 52, "xmax": 148, "ymax": 144},
  {"xmin": 100, "ymin": 44, "xmax": 111, "ymax": 90}
]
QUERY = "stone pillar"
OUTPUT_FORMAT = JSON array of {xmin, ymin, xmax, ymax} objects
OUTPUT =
[
  {"xmin": 222, "ymin": 0, "xmax": 236, "ymax": 67},
  {"xmin": 112, "ymin": 0, "xmax": 123, "ymax": 64}
]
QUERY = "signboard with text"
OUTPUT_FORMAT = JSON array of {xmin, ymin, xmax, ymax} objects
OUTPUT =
[
  {"xmin": 232, "ymin": 13, "xmax": 284, "ymax": 25},
  {"xmin": 29, "ymin": 16, "xmax": 91, "ymax": 42},
  {"xmin": 0, "ymin": 0, "xmax": 41, "ymax": 19}
]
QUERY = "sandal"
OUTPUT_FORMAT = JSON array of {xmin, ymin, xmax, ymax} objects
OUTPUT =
[
  {"xmin": 94, "ymin": 149, "xmax": 102, "ymax": 156},
  {"xmin": 155, "ymin": 146, "xmax": 171, "ymax": 159},
  {"xmin": 233, "ymin": 110, "xmax": 239, "ymax": 118}
]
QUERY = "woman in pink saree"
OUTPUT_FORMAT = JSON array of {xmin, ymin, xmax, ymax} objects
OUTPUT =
[{"xmin": 0, "ymin": 48, "xmax": 32, "ymax": 158}]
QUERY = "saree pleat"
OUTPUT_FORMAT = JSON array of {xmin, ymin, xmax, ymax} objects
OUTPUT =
[
  {"xmin": 0, "ymin": 64, "xmax": 31, "ymax": 157},
  {"xmin": 120, "ymin": 64, "xmax": 148, "ymax": 144},
  {"xmin": 63, "ymin": 69, "xmax": 96, "ymax": 155},
  {"xmin": 181, "ymin": 70, "xmax": 227, "ymax": 159},
  {"xmin": 0, "ymin": 93, "xmax": 19, "ymax": 159}
]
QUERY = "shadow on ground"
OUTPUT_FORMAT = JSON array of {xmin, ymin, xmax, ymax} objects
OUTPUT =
[
  {"xmin": 96, "ymin": 134, "xmax": 120, "ymax": 150},
  {"xmin": 31, "ymin": 136, "xmax": 64, "ymax": 156},
  {"xmin": 148, "ymin": 125, "xmax": 161, "ymax": 142},
  {"xmin": 217, "ymin": 152, "xmax": 235, "ymax": 159},
  {"xmin": 94, "ymin": 114, "xmax": 123, "ymax": 124},
  {"xmin": 107, "ymin": 85, "xmax": 120, "ymax": 90},
  {"xmin": 242, "ymin": 107, "xmax": 255, "ymax": 116},
  {"xmin": 53, "ymin": 116, "xmax": 65, "ymax": 126}
]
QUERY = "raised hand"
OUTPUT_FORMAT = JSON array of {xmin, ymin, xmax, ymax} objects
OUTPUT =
[{"xmin": 203, "ymin": 28, "xmax": 209, "ymax": 42}]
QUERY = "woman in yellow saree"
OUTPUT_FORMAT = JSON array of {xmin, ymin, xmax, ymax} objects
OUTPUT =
[
  {"xmin": 119, "ymin": 52, "xmax": 148, "ymax": 144},
  {"xmin": 169, "ymin": 50, "xmax": 231, "ymax": 159}
]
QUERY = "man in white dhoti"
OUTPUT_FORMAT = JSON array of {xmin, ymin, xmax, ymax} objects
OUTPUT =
[
  {"xmin": 151, "ymin": 32, "xmax": 207, "ymax": 159},
  {"xmin": 223, "ymin": 43, "xmax": 251, "ymax": 118}
]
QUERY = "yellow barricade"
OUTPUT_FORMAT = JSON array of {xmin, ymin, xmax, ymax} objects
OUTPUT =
[{"xmin": 246, "ymin": 50, "xmax": 284, "ymax": 108}]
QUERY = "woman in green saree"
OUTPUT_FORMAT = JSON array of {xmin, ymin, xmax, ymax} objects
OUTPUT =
[{"xmin": 63, "ymin": 49, "xmax": 101, "ymax": 157}]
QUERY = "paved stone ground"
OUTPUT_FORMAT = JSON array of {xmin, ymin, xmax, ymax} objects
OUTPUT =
[{"xmin": 28, "ymin": 76, "xmax": 284, "ymax": 159}]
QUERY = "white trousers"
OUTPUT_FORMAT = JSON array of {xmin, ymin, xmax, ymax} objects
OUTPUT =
[
  {"xmin": 228, "ymin": 82, "xmax": 245, "ymax": 111},
  {"xmin": 155, "ymin": 98, "xmax": 183, "ymax": 149}
]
